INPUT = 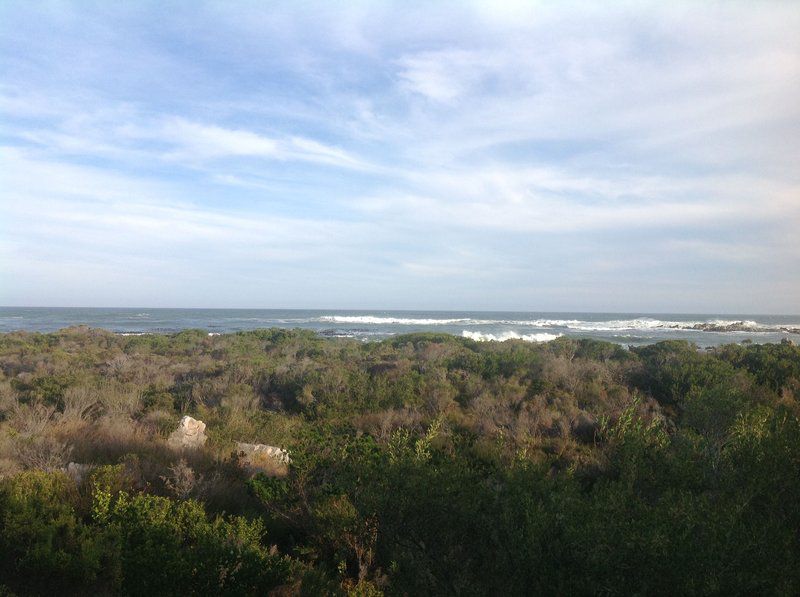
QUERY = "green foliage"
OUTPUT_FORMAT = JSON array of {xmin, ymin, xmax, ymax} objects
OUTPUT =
[
  {"xmin": 0, "ymin": 471, "xmax": 294, "ymax": 595},
  {"xmin": 717, "ymin": 341, "xmax": 800, "ymax": 392},
  {"xmin": 1, "ymin": 328, "xmax": 799, "ymax": 594},
  {"xmin": 0, "ymin": 471, "xmax": 103, "ymax": 589},
  {"xmin": 141, "ymin": 384, "xmax": 176, "ymax": 412},
  {"xmin": 93, "ymin": 489, "xmax": 292, "ymax": 595},
  {"xmin": 10, "ymin": 373, "xmax": 76, "ymax": 408},
  {"xmin": 632, "ymin": 341, "xmax": 751, "ymax": 414}
]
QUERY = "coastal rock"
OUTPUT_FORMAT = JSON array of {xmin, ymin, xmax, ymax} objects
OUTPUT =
[
  {"xmin": 234, "ymin": 442, "xmax": 290, "ymax": 477},
  {"xmin": 168, "ymin": 416, "xmax": 207, "ymax": 449},
  {"xmin": 689, "ymin": 321, "xmax": 759, "ymax": 333},
  {"xmin": 684, "ymin": 321, "xmax": 800, "ymax": 334},
  {"xmin": 64, "ymin": 462, "xmax": 94, "ymax": 485}
]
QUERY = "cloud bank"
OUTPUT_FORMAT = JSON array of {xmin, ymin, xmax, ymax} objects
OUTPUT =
[{"xmin": 1, "ymin": 1, "xmax": 798, "ymax": 312}]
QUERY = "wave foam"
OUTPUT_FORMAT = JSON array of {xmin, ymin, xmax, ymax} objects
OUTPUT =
[
  {"xmin": 319, "ymin": 315, "xmax": 484, "ymax": 325},
  {"xmin": 524, "ymin": 318, "xmax": 799, "ymax": 333},
  {"xmin": 317, "ymin": 315, "xmax": 799, "ymax": 334},
  {"xmin": 462, "ymin": 331, "xmax": 562, "ymax": 343},
  {"xmin": 564, "ymin": 318, "xmax": 675, "ymax": 331}
]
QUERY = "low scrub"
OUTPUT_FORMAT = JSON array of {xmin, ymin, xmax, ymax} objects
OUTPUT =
[{"xmin": 0, "ymin": 329, "xmax": 798, "ymax": 594}]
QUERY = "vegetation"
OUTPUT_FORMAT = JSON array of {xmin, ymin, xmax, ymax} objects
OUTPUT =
[{"xmin": 0, "ymin": 327, "xmax": 798, "ymax": 595}]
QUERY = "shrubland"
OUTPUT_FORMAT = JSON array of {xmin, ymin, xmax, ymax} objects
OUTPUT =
[{"xmin": 0, "ymin": 327, "xmax": 798, "ymax": 595}]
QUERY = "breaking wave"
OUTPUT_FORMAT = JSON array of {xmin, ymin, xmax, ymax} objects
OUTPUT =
[
  {"xmin": 462, "ymin": 331, "xmax": 562, "ymax": 343},
  {"xmin": 319, "ymin": 315, "xmax": 799, "ymax": 334},
  {"xmin": 501, "ymin": 318, "xmax": 781, "ymax": 332},
  {"xmin": 555, "ymin": 319, "xmax": 799, "ymax": 333},
  {"xmin": 319, "ymin": 315, "xmax": 487, "ymax": 325}
]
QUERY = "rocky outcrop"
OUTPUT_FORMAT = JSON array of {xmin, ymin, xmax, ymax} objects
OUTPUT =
[
  {"xmin": 688, "ymin": 321, "xmax": 758, "ymax": 333},
  {"xmin": 234, "ymin": 442, "xmax": 290, "ymax": 477},
  {"xmin": 168, "ymin": 416, "xmax": 207, "ymax": 449},
  {"xmin": 682, "ymin": 321, "xmax": 800, "ymax": 334}
]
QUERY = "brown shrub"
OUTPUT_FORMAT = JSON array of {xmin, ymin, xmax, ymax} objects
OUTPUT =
[
  {"xmin": 354, "ymin": 408, "xmax": 424, "ymax": 442},
  {"xmin": 13, "ymin": 435, "xmax": 73, "ymax": 471},
  {"xmin": 161, "ymin": 457, "xmax": 204, "ymax": 499},
  {"xmin": 60, "ymin": 385, "xmax": 100, "ymax": 425},
  {"xmin": 8, "ymin": 401, "xmax": 56, "ymax": 435}
]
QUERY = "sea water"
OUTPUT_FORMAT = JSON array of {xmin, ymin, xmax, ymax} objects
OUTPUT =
[{"xmin": 1, "ymin": 307, "xmax": 798, "ymax": 347}]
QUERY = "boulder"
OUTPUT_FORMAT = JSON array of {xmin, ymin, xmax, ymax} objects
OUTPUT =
[
  {"xmin": 168, "ymin": 416, "xmax": 207, "ymax": 449},
  {"xmin": 234, "ymin": 442, "xmax": 290, "ymax": 477}
]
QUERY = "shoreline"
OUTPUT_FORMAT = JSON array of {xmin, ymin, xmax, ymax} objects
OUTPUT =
[{"xmin": 0, "ymin": 325, "xmax": 795, "ymax": 351}]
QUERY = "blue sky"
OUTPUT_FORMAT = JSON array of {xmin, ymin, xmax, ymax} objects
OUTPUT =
[{"xmin": 1, "ymin": 1, "xmax": 799, "ymax": 313}]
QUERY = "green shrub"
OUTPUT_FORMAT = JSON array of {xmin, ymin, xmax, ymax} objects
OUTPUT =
[
  {"xmin": 0, "ymin": 471, "xmax": 103, "ymax": 590},
  {"xmin": 92, "ymin": 487, "xmax": 293, "ymax": 595}
]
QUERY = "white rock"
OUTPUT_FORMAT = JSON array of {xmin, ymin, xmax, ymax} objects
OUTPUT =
[
  {"xmin": 168, "ymin": 416, "xmax": 207, "ymax": 449},
  {"xmin": 64, "ymin": 462, "xmax": 94, "ymax": 484},
  {"xmin": 234, "ymin": 442, "xmax": 290, "ymax": 476}
]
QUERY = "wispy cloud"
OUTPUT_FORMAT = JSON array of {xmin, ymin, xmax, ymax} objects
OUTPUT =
[
  {"xmin": 1, "ymin": 1, "xmax": 798, "ymax": 311},
  {"xmin": 397, "ymin": 49, "xmax": 499, "ymax": 103},
  {"xmin": 2, "ymin": 100, "xmax": 375, "ymax": 172},
  {"xmin": 0, "ymin": 147, "xmax": 362, "ymax": 248},
  {"xmin": 161, "ymin": 119, "xmax": 280, "ymax": 160}
]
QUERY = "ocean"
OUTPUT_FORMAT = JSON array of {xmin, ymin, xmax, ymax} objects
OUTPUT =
[{"xmin": 0, "ymin": 307, "xmax": 798, "ymax": 347}]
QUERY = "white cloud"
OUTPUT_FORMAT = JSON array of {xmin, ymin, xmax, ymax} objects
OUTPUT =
[
  {"xmin": 396, "ymin": 49, "xmax": 497, "ymax": 103},
  {"xmin": 0, "ymin": 148, "xmax": 363, "ymax": 255},
  {"xmin": 163, "ymin": 119, "xmax": 280, "ymax": 159},
  {"xmin": 351, "ymin": 164, "xmax": 800, "ymax": 236},
  {"xmin": 1, "ymin": 96, "xmax": 373, "ymax": 172},
  {"xmin": 137, "ymin": 117, "xmax": 374, "ymax": 170},
  {"xmin": 285, "ymin": 135, "xmax": 371, "ymax": 169},
  {"xmin": 2, "ymin": 1, "xmax": 799, "ymax": 310}
]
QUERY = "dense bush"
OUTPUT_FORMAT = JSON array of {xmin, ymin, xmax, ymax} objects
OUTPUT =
[
  {"xmin": 0, "ymin": 328, "xmax": 798, "ymax": 595},
  {"xmin": 0, "ymin": 469, "xmax": 293, "ymax": 595},
  {"xmin": 0, "ymin": 471, "xmax": 102, "ymax": 590},
  {"xmin": 93, "ymin": 487, "xmax": 293, "ymax": 595}
]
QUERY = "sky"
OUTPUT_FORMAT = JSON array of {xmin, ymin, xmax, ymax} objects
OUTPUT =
[{"xmin": 1, "ymin": 1, "xmax": 799, "ymax": 313}]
